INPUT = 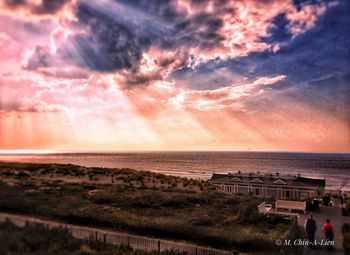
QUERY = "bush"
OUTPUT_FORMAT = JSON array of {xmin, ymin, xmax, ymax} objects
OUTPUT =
[
  {"xmin": 342, "ymin": 223, "xmax": 350, "ymax": 254},
  {"xmin": 0, "ymin": 220, "xmax": 188, "ymax": 255},
  {"xmin": 0, "ymin": 220, "xmax": 81, "ymax": 254},
  {"xmin": 343, "ymin": 201, "xmax": 350, "ymax": 216},
  {"xmin": 238, "ymin": 204, "xmax": 259, "ymax": 224},
  {"xmin": 191, "ymin": 215, "xmax": 213, "ymax": 226}
]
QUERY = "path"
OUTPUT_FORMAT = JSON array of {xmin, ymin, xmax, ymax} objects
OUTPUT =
[
  {"xmin": 0, "ymin": 212, "xmax": 244, "ymax": 255},
  {"xmin": 298, "ymin": 198, "xmax": 350, "ymax": 255}
]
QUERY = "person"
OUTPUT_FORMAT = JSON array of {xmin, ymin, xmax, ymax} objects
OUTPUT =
[
  {"xmin": 323, "ymin": 194, "xmax": 331, "ymax": 206},
  {"xmin": 323, "ymin": 219, "xmax": 334, "ymax": 250},
  {"xmin": 304, "ymin": 214, "xmax": 317, "ymax": 246}
]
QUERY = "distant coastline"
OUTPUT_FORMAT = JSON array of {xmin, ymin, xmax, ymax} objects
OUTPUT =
[
  {"xmin": 1, "ymin": 150, "xmax": 349, "ymax": 154},
  {"xmin": 0, "ymin": 151, "xmax": 349, "ymax": 191}
]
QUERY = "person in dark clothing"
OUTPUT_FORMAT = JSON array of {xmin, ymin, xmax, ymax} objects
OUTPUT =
[{"xmin": 305, "ymin": 214, "xmax": 317, "ymax": 246}]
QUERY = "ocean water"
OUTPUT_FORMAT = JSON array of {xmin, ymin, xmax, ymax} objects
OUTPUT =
[{"xmin": 0, "ymin": 152, "xmax": 349, "ymax": 190}]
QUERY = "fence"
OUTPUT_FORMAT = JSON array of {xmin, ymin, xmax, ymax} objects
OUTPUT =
[{"xmin": 0, "ymin": 212, "xmax": 242, "ymax": 255}]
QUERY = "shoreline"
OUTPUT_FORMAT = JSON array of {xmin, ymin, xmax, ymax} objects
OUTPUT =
[{"xmin": 0, "ymin": 157, "xmax": 349, "ymax": 192}]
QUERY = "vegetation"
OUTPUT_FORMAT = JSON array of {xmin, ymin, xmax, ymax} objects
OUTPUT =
[
  {"xmin": 0, "ymin": 162, "xmax": 303, "ymax": 254},
  {"xmin": 341, "ymin": 196, "xmax": 350, "ymax": 216},
  {"xmin": 0, "ymin": 219, "xmax": 182, "ymax": 255},
  {"xmin": 342, "ymin": 223, "xmax": 350, "ymax": 255}
]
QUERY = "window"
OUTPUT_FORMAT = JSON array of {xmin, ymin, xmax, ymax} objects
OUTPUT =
[
  {"xmin": 255, "ymin": 188, "xmax": 260, "ymax": 196},
  {"xmin": 286, "ymin": 190, "xmax": 290, "ymax": 198}
]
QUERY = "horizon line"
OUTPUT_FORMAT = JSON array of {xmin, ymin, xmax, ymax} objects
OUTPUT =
[{"xmin": 0, "ymin": 149, "xmax": 349, "ymax": 155}]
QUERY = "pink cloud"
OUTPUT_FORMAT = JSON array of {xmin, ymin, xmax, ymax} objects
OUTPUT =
[
  {"xmin": 0, "ymin": 32, "xmax": 21, "ymax": 60},
  {"xmin": 168, "ymin": 75, "xmax": 286, "ymax": 110},
  {"xmin": 0, "ymin": 74, "xmax": 64, "ymax": 113},
  {"xmin": 285, "ymin": 3, "xmax": 328, "ymax": 36}
]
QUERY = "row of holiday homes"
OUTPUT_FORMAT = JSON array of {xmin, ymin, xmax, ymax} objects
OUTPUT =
[{"xmin": 209, "ymin": 172, "xmax": 325, "ymax": 201}]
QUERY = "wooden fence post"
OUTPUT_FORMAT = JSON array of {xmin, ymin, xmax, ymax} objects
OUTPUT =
[
  {"xmin": 103, "ymin": 232, "xmax": 106, "ymax": 244},
  {"xmin": 95, "ymin": 231, "xmax": 97, "ymax": 241},
  {"xmin": 158, "ymin": 240, "xmax": 160, "ymax": 253}
]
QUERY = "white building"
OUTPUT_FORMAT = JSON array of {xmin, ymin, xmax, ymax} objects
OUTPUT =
[{"xmin": 210, "ymin": 172, "xmax": 325, "ymax": 200}]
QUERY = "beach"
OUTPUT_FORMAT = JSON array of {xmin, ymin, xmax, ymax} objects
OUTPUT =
[{"xmin": 1, "ymin": 152, "xmax": 349, "ymax": 191}]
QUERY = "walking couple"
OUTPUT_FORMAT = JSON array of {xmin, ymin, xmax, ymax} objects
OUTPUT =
[{"xmin": 305, "ymin": 214, "xmax": 334, "ymax": 249}]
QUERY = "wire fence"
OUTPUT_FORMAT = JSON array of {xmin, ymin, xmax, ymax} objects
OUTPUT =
[{"xmin": 0, "ymin": 212, "xmax": 242, "ymax": 255}]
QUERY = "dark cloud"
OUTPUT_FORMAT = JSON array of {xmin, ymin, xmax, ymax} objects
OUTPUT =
[
  {"xmin": 59, "ymin": 22, "xmax": 143, "ymax": 72},
  {"xmin": 263, "ymin": 13, "xmax": 292, "ymax": 43},
  {"xmin": 116, "ymin": 0, "xmax": 180, "ymax": 21},
  {"xmin": 101, "ymin": 0, "xmax": 226, "ymax": 51},
  {"xmin": 26, "ymin": 1, "xmax": 147, "ymax": 73},
  {"xmin": 4, "ymin": 0, "xmax": 70, "ymax": 14},
  {"xmin": 118, "ymin": 70, "xmax": 163, "ymax": 89},
  {"xmin": 4, "ymin": 0, "xmax": 25, "ymax": 7},
  {"xmin": 26, "ymin": 45, "xmax": 52, "ymax": 70},
  {"xmin": 25, "ymin": 0, "xmax": 231, "ymax": 88},
  {"xmin": 0, "ymin": 100, "xmax": 61, "ymax": 113},
  {"xmin": 32, "ymin": 0, "xmax": 70, "ymax": 15},
  {"xmin": 172, "ymin": 12, "xmax": 225, "ymax": 50}
]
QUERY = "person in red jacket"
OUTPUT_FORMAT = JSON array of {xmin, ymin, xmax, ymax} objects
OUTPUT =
[{"xmin": 323, "ymin": 219, "xmax": 334, "ymax": 249}]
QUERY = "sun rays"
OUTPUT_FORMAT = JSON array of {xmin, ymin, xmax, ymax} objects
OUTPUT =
[{"xmin": 0, "ymin": 0, "xmax": 349, "ymax": 152}]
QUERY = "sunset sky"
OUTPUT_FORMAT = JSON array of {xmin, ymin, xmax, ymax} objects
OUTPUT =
[{"xmin": 0, "ymin": 0, "xmax": 349, "ymax": 152}]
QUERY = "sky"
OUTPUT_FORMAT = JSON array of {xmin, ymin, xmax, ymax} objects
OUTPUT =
[{"xmin": 0, "ymin": 0, "xmax": 349, "ymax": 152}]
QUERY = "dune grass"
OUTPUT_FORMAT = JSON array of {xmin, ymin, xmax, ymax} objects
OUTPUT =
[
  {"xmin": 0, "ymin": 162, "xmax": 304, "ymax": 254},
  {"xmin": 0, "ymin": 219, "xmax": 184, "ymax": 255}
]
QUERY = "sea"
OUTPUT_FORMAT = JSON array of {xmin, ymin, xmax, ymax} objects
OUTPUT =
[{"xmin": 0, "ymin": 151, "xmax": 349, "ymax": 191}]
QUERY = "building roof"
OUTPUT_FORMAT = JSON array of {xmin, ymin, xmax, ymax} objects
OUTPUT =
[
  {"xmin": 210, "ymin": 172, "xmax": 325, "ymax": 187},
  {"xmin": 296, "ymin": 176, "xmax": 325, "ymax": 187}
]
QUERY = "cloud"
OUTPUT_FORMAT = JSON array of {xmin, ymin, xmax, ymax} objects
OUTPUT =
[
  {"xmin": 26, "ymin": 45, "xmax": 53, "ymax": 70},
  {"xmin": 253, "ymin": 75, "xmax": 286, "ymax": 85},
  {"xmin": 0, "ymin": 72, "xmax": 118, "ymax": 115},
  {"xmin": 24, "ymin": 0, "xmax": 150, "ymax": 82},
  {"xmin": 286, "ymin": 1, "xmax": 327, "ymax": 36},
  {"xmin": 0, "ymin": 89, "xmax": 63, "ymax": 114},
  {"xmin": 37, "ymin": 67, "xmax": 90, "ymax": 80},
  {"xmin": 2, "ymin": 0, "xmax": 70, "ymax": 15},
  {"xmin": 0, "ymin": 75, "xmax": 64, "ymax": 114},
  {"xmin": 174, "ymin": 0, "xmax": 349, "ymax": 103},
  {"xmin": 168, "ymin": 75, "xmax": 285, "ymax": 110},
  {"xmin": 13, "ymin": 101, "xmax": 63, "ymax": 113},
  {"xmin": 17, "ymin": 0, "xmax": 338, "ymax": 92}
]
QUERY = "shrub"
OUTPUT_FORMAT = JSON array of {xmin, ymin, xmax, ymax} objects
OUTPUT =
[
  {"xmin": 342, "ymin": 223, "xmax": 350, "ymax": 254},
  {"xmin": 191, "ymin": 215, "xmax": 213, "ymax": 226},
  {"xmin": 238, "ymin": 204, "xmax": 259, "ymax": 224}
]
